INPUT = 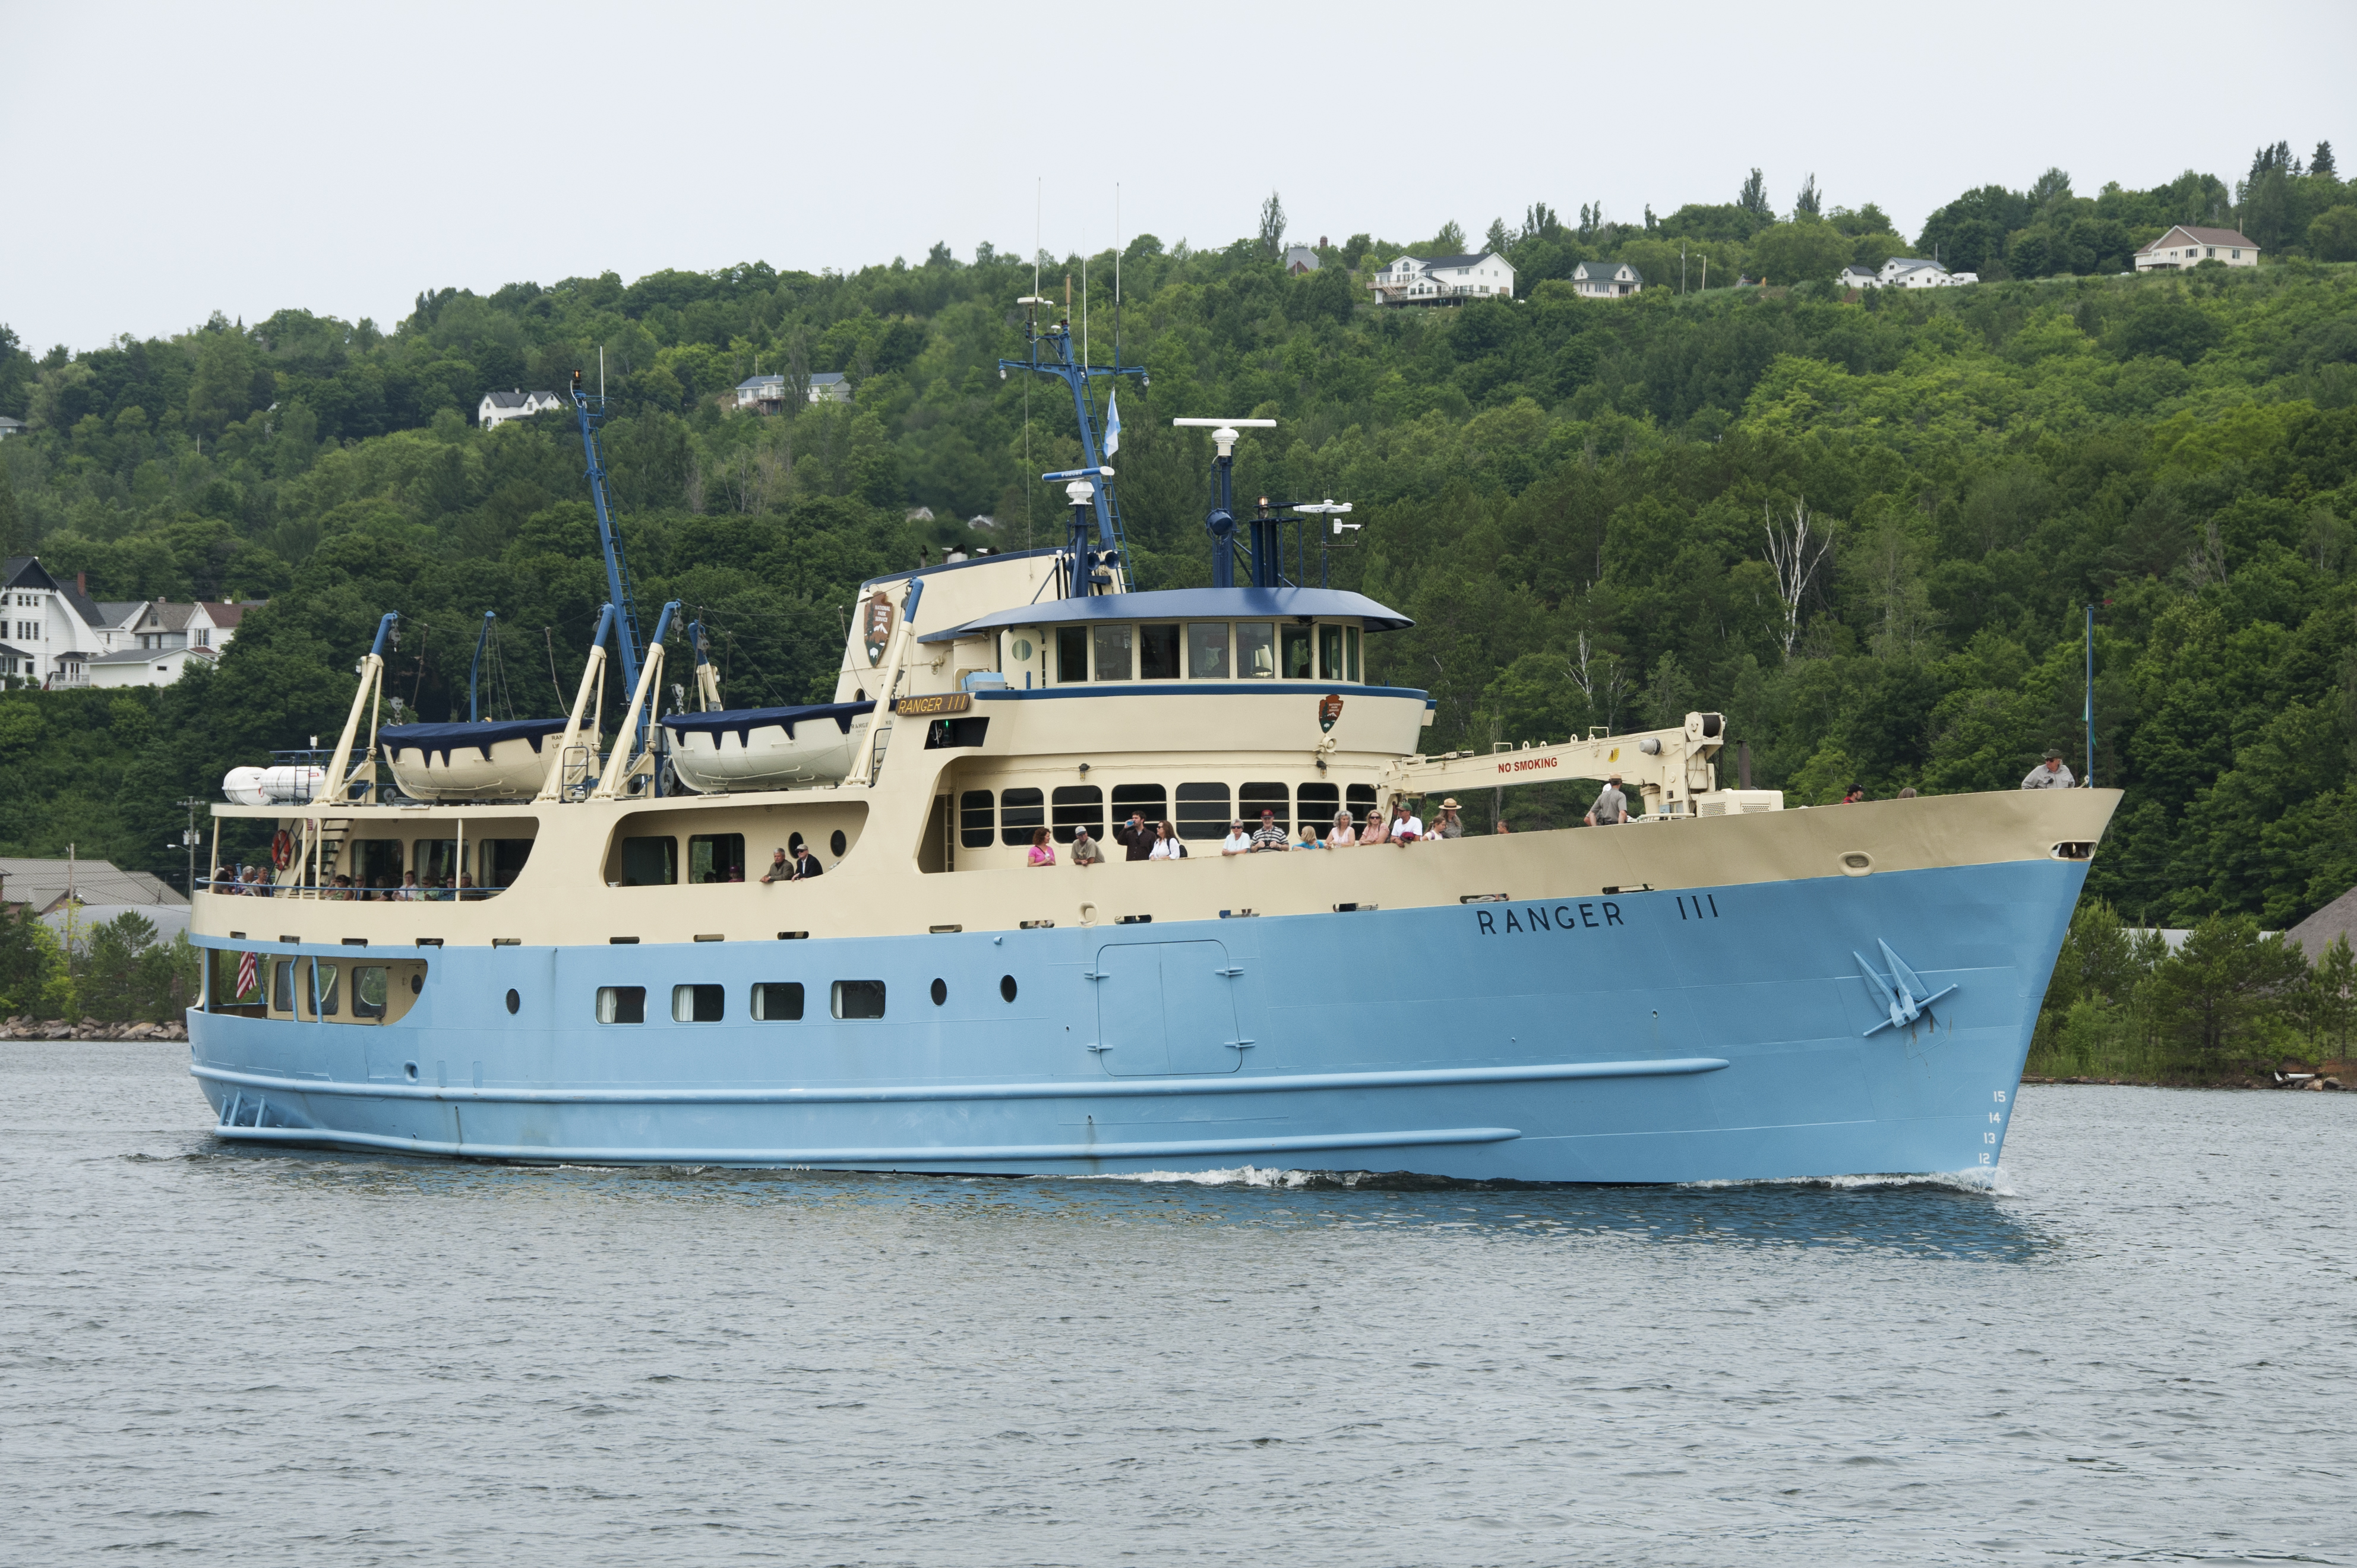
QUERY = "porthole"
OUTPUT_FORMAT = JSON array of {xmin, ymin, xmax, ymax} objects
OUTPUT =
[
  {"xmin": 410, "ymin": 973, "xmax": 424, "ymax": 994},
  {"xmin": 1840, "ymin": 851, "xmax": 1873, "ymax": 877},
  {"xmin": 830, "ymin": 829, "xmax": 848, "ymax": 858},
  {"xmin": 1000, "ymin": 974, "xmax": 1018, "ymax": 1003},
  {"xmin": 930, "ymin": 978, "xmax": 948, "ymax": 1007},
  {"xmin": 505, "ymin": 988, "xmax": 520, "ymax": 1014},
  {"xmin": 403, "ymin": 1061, "xmax": 419, "ymax": 1080}
]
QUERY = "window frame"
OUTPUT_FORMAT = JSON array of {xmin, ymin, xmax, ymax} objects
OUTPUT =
[
  {"xmin": 1186, "ymin": 622, "xmax": 1231, "ymax": 679},
  {"xmin": 1237, "ymin": 622, "xmax": 1276, "ymax": 678},
  {"xmin": 832, "ymin": 979, "xmax": 886, "ymax": 1020},
  {"xmin": 597, "ymin": 985, "xmax": 647, "ymax": 1024},
  {"xmin": 1137, "ymin": 622, "xmax": 1181, "ymax": 680},
  {"xmin": 959, "ymin": 789, "xmax": 996, "ymax": 849},
  {"xmin": 1051, "ymin": 783, "xmax": 1104, "ymax": 845},
  {"xmin": 672, "ymin": 983, "xmax": 725, "ymax": 1023},
  {"xmin": 999, "ymin": 786, "xmax": 1045, "ymax": 847},
  {"xmin": 1091, "ymin": 622, "xmax": 1135, "ymax": 682},
  {"xmin": 752, "ymin": 982, "xmax": 805, "ymax": 1021},
  {"xmin": 1176, "ymin": 781, "xmax": 1231, "ymax": 840}
]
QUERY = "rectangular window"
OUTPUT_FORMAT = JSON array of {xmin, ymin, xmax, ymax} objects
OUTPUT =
[
  {"xmin": 832, "ymin": 979, "xmax": 886, "ymax": 1020},
  {"xmin": 353, "ymin": 966, "xmax": 387, "ymax": 1019},
  {"xmin": 688, "ymin": 833, "xmax": 745, "ymax": 884},
  {"xmin": 1092, "ymin": 622, "xmax": 1133, "ymax": 681},
  {"xmin": 1056, "ymin": 625, "xmax": 1089, "ymax": 682},
  {"xmin": 1347, "ymin": 783, "xmax": 1379, "ymax": 828},
  {"xmin": 672, "ymin": 984, "xmax": 725, "ymax": 1022},
  {"xmin": 1237, "ymin": 622, "xmax": 1275, "ymax": 678},
  {"xmin": 480, "ymin": 838, "xmax": 532, "ymax": 892},
  {"xmin": 1240, "ymin": 782, "xmax": 1289, "ymax": 833},
  {"xmin": 753, "ymin": 981, "xmax": 805, "ymax": 1021},
  {"xmin": 1347, "ymin": 626, "xmax": 1361, "ymax": 682},
  {"xmin": 1138, "ymin": 623, "xmax": 1180, "ymax": 679},
  {"xmin": 1281, "ymin": 625, "xmax": 1313, "ymax": 680},
  {"xmin": 959, "ymin": 789, "xmax": 995, "ymax": 849},
  {"xmin": 1318, "ymin": 624, "xmax": 1345, "ymax": 681},
  {"xmin": 619, "ymin": 836, "xmax": 677, "ymax": 887},
  {"xmin": 349, "ymin": 839, "xmax": 403, "ymax": 897},
  {"xmin": 597, "ymin": 985, "xmax": 646, "ymax": 1024},
  {"xmin": 1110, "ymin": 783, "xmax": 1166, "ymax": 833},
  {"xmin": 1176, "ymin": 782, "xmax": 1231, "ymax": 840},
  {"xmin": 272, "ymin": 959, "xmax": 295, "ymax": 1014},
  {"xmin": 1187, "ymin": 622, "xmax": 1231, "ymax": 679},
  {"xmin": 1051, "ymin": 784, "xmax": 1104, "ymax": 844},
  {"xmin": 312, "ymin": 960, "xmax": 340, "ymax": 1018},
  {"xmin": 1298, "ymin": 782, "xmax": 1340, "ymax": 834},
  {"xmin": 414, "ymin": 838, "xmax": 460, "ymax": 896},
  {"xmin": 1000, "ymin": 786, "xmax": 1045, "ymax": 846}
]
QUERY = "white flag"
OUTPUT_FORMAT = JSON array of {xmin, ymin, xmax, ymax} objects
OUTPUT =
[{"xmin": 1104, "ymin": 388, "xmax": 1121, "ymax": 456}]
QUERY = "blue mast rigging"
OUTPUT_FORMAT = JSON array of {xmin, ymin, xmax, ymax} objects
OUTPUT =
[
  {"xmin": 569, "ymin": 369, "xmax": 646, "ymax": 694},
  {"xmin": 998, "ymin": 298, "xmax": 1146, "ymax": 590}
]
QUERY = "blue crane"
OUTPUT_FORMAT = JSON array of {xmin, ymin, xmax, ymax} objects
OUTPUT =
[{"xmin": 568, "ymin": 369, "xmax": 646, "ymax": 694}]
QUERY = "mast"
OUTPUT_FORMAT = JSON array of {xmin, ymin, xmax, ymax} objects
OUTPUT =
[
  {"xmin": 569, "ymin": 369, "xmax": 644, "ymax": 693},
  {"xmin": 466, "ymin": 610, "xmax": 496, "ymax": 722},
  {"xmin": 998, "ymin": 301, "xmax": 1146, "ymax": 590}
]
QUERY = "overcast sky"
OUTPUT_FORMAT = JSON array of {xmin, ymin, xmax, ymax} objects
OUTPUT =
[{"xmin": 4, "ymin": 1, "xmax": 2349, "ymax": 353}]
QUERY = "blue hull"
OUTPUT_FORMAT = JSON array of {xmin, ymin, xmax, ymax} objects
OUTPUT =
[{"xmin": 191, "ymin": 858, "xmax": 2082, "ymax": 1182}]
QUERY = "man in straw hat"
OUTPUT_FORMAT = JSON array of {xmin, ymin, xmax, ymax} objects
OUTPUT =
[
  {"xmin": 1435, "ymin": 798, "xmax": 1464, "ymax": 838},
  {"xmin": 2021, "ymin": 749, "xmax": 2075, "ymax": 789}
]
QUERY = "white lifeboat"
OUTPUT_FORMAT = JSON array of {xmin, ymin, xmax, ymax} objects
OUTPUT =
[
  {"xmin": 662, "ymin": 701, "xmax": 875, "ymax": 792},
  {"xmin": 380, "ymin": 718, "xmax": 592, "ymax": 801},
  {"xmin": 221, "ymin": 765, "xmax": 327, "ymax": 806}
]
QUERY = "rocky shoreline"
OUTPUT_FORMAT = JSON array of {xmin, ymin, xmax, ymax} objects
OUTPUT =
[
  {"xmin": 2023, "ymin": 1073, "xmax": 2345, "ymax": 1090},
  {"xmin": 1, "ymin": 1017, "xmax": 189, "ymax": 1043}
]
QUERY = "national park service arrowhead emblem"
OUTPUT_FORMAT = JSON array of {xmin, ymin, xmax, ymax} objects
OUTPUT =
[
  {"xmin": 1318, "ymin": 693, "xmax": 1344, "ymax": 733},
  {"xmin": 862, "ymin": 592, "xmax": 895, "ymax": 665}
]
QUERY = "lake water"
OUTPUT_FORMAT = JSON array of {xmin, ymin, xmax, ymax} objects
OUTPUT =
[{"xmin": 3, "ymin": 1042, "xmax": 2351, "ymax": 1567}]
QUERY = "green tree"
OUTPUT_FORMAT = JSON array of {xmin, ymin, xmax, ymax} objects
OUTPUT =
[
  {"xmin": 2308, "ymin": 934, "xmax": 2357, "ymax": 1058},
  {"xmin": 1750, "ymin": 220, "xmax": 1854, "ymax": 286},
  {"xmin": 1737, "ymin": 168, "xmax": 1772, "ymax": 220},
  {"xmin": 2142, "ymin": 916, "xmax": 2308, "ymax": 1058},
  {"xmin": 1257, "ymin": 191, "xmax": 1287, "ymax": 259},
  {"xmin": 2308, "ymin": 206, "xmax": 2357, "ymax": 262}
]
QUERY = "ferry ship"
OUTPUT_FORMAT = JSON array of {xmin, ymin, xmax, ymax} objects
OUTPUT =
[{"xmin": 184, "ymin": 324, "xmax": 2117, "ymax": 1182}]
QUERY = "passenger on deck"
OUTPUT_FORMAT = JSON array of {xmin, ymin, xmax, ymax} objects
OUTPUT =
[
  {"xmin": 1295, "ymin": 823, "xmax": 1323, "ymax": 851},
  {"xmin": 1388, "ymin": 799, "xmax": 1424, "ymax": 843},
  {"xmin": 1071, "ymin": 826, "xmax": 1104, "ymax": 868},
  {"xmin": 242, "ymin": 865, "xmax": 272, "ymax": 897},
  {"xmin": 1327, "ymin": 810, "xmax": 1357, "ymax": 849},
  {"xmin": 1359, "ymin": 807, "xmax": 1389, "ymax": 846},
  {"xmin": 1116, "ymin": 810, "xmax": 1155, "ymax": 862},
  {"xmin": 1250, "ymin": 809, "xmax": 1290, "ymax": 852},
  {"xmin": 1435, "ymin": 798, "xmax": 1464, "ymax": 838},
  {"xmin": 457, "ymin": 873, "xmax": 479, "ymax": 900},
  {"xmin": 1027, "ymin": 827, "xmax": 1057, "ymax": 867},
  {"xmin": 422, "ymin": 876, "xmax": 453, "ymax": 902},
  {"xmin": 331, "ymin": 874, "xmax": 355, "ymax": 900},
  {"xmin": 761, "ymin": 848, "xmax": 791, "ymax": 883},
  {"xmin": 789, "ymin": 834, "xmax": 824, "ymax": 880},
  {"xmin": 2022, "ymin": 751, "xmax": 2075, "ymax": 789},
  {"xmin": 397, "ymin": 871, "xmax": 421, "ymax": 900},
  {"xmin": 1220, "ymin": 820, "xmax": 1252, "ymax": 857},
  {"xmin": 1150, "ymin": 820, "xmax": 1186, "ymax": 859},
  {"xmin": 1585, "ymin": 774, "xmax": 1629, "ymax": 827}
]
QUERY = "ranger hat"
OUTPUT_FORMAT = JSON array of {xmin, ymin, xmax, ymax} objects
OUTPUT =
[{"xmin": 2042, "ymin": 749, "xmax": 2064, "ymax": 761}]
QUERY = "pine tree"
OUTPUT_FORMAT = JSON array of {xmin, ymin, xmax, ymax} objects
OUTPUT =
[
  {"xmin": 1737, "ymin": 168, "xmax": 1771, "ymax": 219},
  {"xmin": 2314, "ymin": 141, "xmax": 2338, "ymax": 179},
  {"xmin": 1793, "ymin": 173, "xmax": 1821, "ymax": 219}
]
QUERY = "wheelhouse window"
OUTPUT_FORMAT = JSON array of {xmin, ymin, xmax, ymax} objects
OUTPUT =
[
  {"xmin": 1187, "ymin": 623, "xmax": 1231, "ymax": 679},
  {"xmin": 1051, "ymin": 784, "xmax": 1104, "ymax": 844},
  {"xmin": 959, "ymin": 789, "xmax": 995, "ymax": 849},
  {"xmin": 753, "ymin": 982, "xmax": 805, "ymax": 1021},
  {"xmin": 1318, "ymin": 625, "xmax": 1346, "ymax": 682},
  {"xmin": 688, "ymin": 833, "xmax": 745, "ymax": 884},
  {"xmin": 1281, "ymin": 625, "xmax": 1313, "ymax": 680},
  {"xmin": 1347, "ymin": 627, "xmax": 1361, "ymax": 682},
  {"xmin": 272, "ymin": 959, "xmax": 295, "ymax": 1014},
  {"xmin": 597, "ymin": 985, "xmax": 646, "ymax": 1024},
  {"xmin": 308, "ymin": 960, "xmax": 340, "ymax": 1019},
  {"xmin": 1237, "ymin": 622, "xmax": 1275, "ymax": 678},
  {"xmin": 1176, "ymin": 782, "xmax": 1230, "ymax": 840},
  {"xmin": 1092, "ymin": 623, "xmax": 1133, "ymax": 681},
  {"xmin": 672, "ymin": 984, "xmax": 725, "ymax": 1022},
  {"xmin": 832, "ymin": 980, "xmax": 886, "ymax": 1020},
  {"xmin": 1138, "ymin": 624, "xmax": 1180, "ymax": 679},
  {"xmin": 1056, "ymin": 626, "xmax": 1089, "ymax": 683},
  {"xmin": 618, "ymin": 836, "xmax": 677, "ymax": 887},
  {"xmin": 1000, "ymin": 788, "xmax": 1045, "ymax": 846}
]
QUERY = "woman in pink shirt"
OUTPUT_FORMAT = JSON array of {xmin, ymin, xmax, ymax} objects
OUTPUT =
[
  {"xmin": 1358, "ymin": 805, "xmax": 1388, "ymax": 846},
  {"xmin": 1026, "ymin": 827, "xmax": 1056, "ymax": 867}
]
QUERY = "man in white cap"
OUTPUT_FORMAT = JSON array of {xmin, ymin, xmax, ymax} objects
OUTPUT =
[{"xmin": 2021, "ymin": 750, "xmax": 2075, "ymax": 789}]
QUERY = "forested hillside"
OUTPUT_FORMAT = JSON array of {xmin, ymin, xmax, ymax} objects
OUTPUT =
[{"xmin": 4, "ymin": 153, "xmax": 2357, "ymax": 938}]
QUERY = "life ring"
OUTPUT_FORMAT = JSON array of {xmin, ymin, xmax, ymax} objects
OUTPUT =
[{"xmin": 270, "ymin": 829, "xmax": 295, "ymax": 870}]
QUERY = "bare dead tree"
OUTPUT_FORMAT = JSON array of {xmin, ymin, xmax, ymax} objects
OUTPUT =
[{"xmin": 1763, "ymin": 499, "xmax": 1832, "ymax": 659}]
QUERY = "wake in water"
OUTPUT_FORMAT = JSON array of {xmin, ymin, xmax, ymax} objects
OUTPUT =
[{"xmin": 1076, "ymin": 1164, "xmax": 2019, "ymax": 1195}]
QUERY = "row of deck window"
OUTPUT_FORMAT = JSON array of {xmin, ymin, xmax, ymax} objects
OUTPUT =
[
  {"xmin": 267, "ymin": 959, "xmax": 400, "ymax": 1017},
  {"xmin": 960, "ymin": 781, "xmax": 1381, "ymax": 847},
  {"xmin": 596, "ymin": 973, "xmax": 1015, "ymax": 1023},
  {"xmin": 1030, "ymin": 621, "xmax": 1361, "ymax": 684}
]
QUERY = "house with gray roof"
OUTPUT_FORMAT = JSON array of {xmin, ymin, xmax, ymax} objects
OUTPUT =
[
  {"xmin": 478, "ymin": 388, "xmax": 564, "ymax": 429},
  {"xmin": 1572, "ymin": 260, "xmax": 1645, "ymax": 299},
  {"xmin": 1367, "ymin": 251, "xmax": 1516, "ymax": 306}
]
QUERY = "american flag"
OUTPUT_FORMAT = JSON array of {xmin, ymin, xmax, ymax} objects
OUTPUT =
[{"xmin": 236, "ymin": 950, "xmax": 257, "ymax": 1001}]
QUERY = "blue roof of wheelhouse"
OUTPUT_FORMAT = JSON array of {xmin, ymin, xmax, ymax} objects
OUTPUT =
[{"xmin": 916, "ymin": 587, "xmax": 1413, "ymax": 644}]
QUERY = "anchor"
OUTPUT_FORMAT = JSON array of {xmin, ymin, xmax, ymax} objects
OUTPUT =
[{"xmin": 1854, "ymin": 939, "xmax": 1958, "ymax": 1038}]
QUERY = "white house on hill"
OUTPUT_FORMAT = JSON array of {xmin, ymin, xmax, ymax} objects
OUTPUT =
[
  {"xmin": 1572, "ymin": 261, "xmax": 1644, "ymax": 299},
  {"xmin": 2134, "ymin": 225, "xmax": 2258, "ymax": 271},
  {"xmin": 1368, "ymin": 252, "xmax": 1516, "ymax": 305},
  {"xmin": 1877, "ymin": 257, "xmax": 1977, "ymax": 289},
  {"xmin": 479, "ymin": 389, "xmax": 564, "ymax": 428}
]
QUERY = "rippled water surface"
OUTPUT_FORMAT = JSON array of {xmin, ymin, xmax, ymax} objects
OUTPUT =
[{"xmin": 3, "ymin": 1042, "xmax": 2352, "ymax": 1566}]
